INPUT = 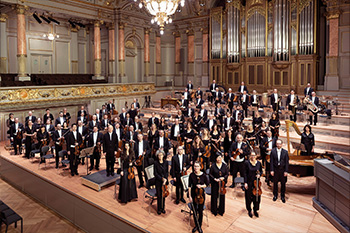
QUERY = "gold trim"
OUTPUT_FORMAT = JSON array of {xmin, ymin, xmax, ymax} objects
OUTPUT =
[
  {"xmin": 325, "ymin": 10, "xmax": 341, "ymax": 20},
  {"xmin": 71, "ymin": 60, "xmax": 78, "ymax": 63},
  {"xmin": 16, "ymin": 54, "xmax": 27, "ymax": 58},
  {"xmin": 0, "ymin": 13, "xmax": 8, "ymax": 22},
  {"xmin": 29, "ymin": 38, "xmax": 54, "ymax": 52},
  {"xmin": 15, "ymin": 5, "xmax": 29, "ymax": 15},
  {"xmin": 0, "ymin": 57, "xmax": 8, "ymax": 60}
]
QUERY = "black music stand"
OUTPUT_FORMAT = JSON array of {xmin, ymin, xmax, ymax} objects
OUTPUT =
[
  {"xmin": 80, "ymin": 147, "xmax": 94, "ymax": 176},
  {"xmin": 291, "ymin": 142, "xmax": 306, "ymax": 155}
]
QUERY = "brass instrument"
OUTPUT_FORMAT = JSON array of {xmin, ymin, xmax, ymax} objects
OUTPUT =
[{"xmin": 303, "ymin": 97, "xmax": 319, "ymax": 114}]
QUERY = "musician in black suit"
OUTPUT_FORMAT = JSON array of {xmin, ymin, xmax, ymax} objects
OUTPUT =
[
  {"xmin": 44, "ymin": 119, "xmax": 55, "ymax": 136},
  {"xmin": 260, "ymin": 130, "xmax": 277, "ymax": 186},
  {"xmin": 233, "ymin": 105, "xmax": 244, "ymax": 128},
  {"xmin": 214, "ymin": 102, "xmax": 225, "ymax": 126},
  {"xmin": 308, "ymin": 92, "xmax": 319, "ymax": 125},
  {"xmin": 171, "ymin": 146, "xmax": 190, "ymax": 204},
  {"xmin": 223, "ymin": 112, "xmax": 234, "ymax": 132},
  {"xmin": 100, "ymin": 114, "xmax": 110, "ymax": 130},
  {"xmin": 195, "ymin": 87, "xmax": 203, "ymax": 100},
  {"xmin": 270, "ymin": 139, "xmax": 289, "ymax": 203},
  {"xmin": 77, "ymin": 120, "xmax": 88, "ymax": 165},
  {"xmin": 226, "ymin": 88, "xmax": 235, "ymax": 113},
  {"xmin": 77, "ymin": 106, "xmax": 87, "ymax": 119},
  {"xmin": 25, "ymin": 111, "xmax": 36, "ymax": 127},
  {"xmin": 195, "ymin": 95, "xmax": 204, "ymax": 109},
  {"xmin": 134, "ymin": 133, "xmax": 151, "ymax": 188},
  {"xmin": 270, "ymin": 89, "xmax": 280, "ymax": 112},
  {"xmin": 63, "ymin": 108, "xmax": 71, "ymax": 125},
  {"xmin": 154, "ymin": 130, "xmax": 170, "ymax": 155},
  {"xmin": 43, "ymin": 108, "xmax": 54, "ymax": 124},
  {"xmin": 67, "ymin": 124, "xmax": 83, "ymax": 176},
  {"xmin": 250, "ymin": 90, "xmax": 259, "ymax": 117},
  {"xmin": 10, "ymin": 118, "xmax": 24, "ymax": 155},
  {"xmin": 186, "ymin": 80, "xmax": 194, "ymax": 91},
  {"xmin": 103, "ymin": 125, "xmax": 118, "ymax": 176},
  {"xmin": 240, "ymin": 90, "xmax": 249, "ymax": 118},
  {"xmin": 132, "ymin": 98, "xmax": 141, "ymax": 110},
  {"xmin": 125, "ymin": 125, "xmax": 137, "ymax": 143},
  {"xmin": 286, "ymin": 90, "xmax": 299, "ymax": 122},
  {"xmin": 179, "ymin": 95, "xmax": 188, "ymax": 110},
  {"xmin": 123, "ymin": 113, "xmax": 134, "ymax": 128},
  {"xmin": 77, "ymin": 112, "xmax": 87, "ymax": 125},
  {"xmin": 185, "ymin": 104, "xmax": 194, "ymax": 118},
  {"xmin": 53, "ymin": 124, "xmax": 65, "ymax": 168},
  {"xmin": 88, "ymin": 115, "xmax": 100, "ymax": 132},
  {"xmin": 134, "ymin": 116, "xmax": 143, "ymax": 132},
  {"xmin": 213, "ymin": 87, "xmax": 222, "ymax": 106},
  {"xmin": 205, "ymin": 114, "xmax": 216, "ymax": 131},
  {"xmin": 113, "ymin": 122, "xmax": 124, "ymax": 141},
  {"xmin": 170, "ymin": 118, "xmax": 183, "ymax": 141},
  {"xmin": 209, "ymin": 79, "xmax": 217, "ymax": 103},
  {"xmin": 183, "ymin": 88, "xmax": 191, "ymax": 102},
  {"xmin": 88, "ymin": 126, "xmax": 103, "ymax": 171},
  {"xmin": 94, "ymin": 109, "xmax": 102, "ymax": 123},
  {"xmin": 238, "ymin": 81, "xmax": 248, "ymax": 94},
  {"xmin": 106, "ymin": 100, "xmax": 115, "ymax": 113},
  {"xmin": 199, "ymin": 105, "xmax": 208, "ymax": 123},
  {"xmin": 55, "ymin": 111, "xmax": 66, "ymax": 127},
  {"xmin": 119, "ymin": 108, "xmax": 127, "ymax": 123},
  {"xmin": 304, "ymin": 83, "xmax": 314, "ymax": 97},
  {"xmin": 148, "ymin": 112, "xmax": 159, "ymax": 128}
]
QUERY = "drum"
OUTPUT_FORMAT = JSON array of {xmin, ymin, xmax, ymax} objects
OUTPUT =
[{"xmin": 262, "ymin": 93, "xmax": 268, "ymax": 106}]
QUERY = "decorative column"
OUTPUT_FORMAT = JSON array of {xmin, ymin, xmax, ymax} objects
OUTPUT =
[
  {"xmin": 174, "ymin": 31, "xmax": 182, "ymax": 86},
  {"xmin": 201, "ymin": 27, "xmax": 209, "ymax": 87},
  {"xmin": 187, "ymin": 29, "xmax": 195, "ymax": 84},
  {"xmin": 16, "ymin": 5, "xmax": 30, "ymax": 81},
  {"xmin": 144, "ymin": 28, "xmax": 150, "ymax": 81},
  {"xmin": 156, "ymin": 32, "xmax": 162, "ymax": 82},
  {"xmin": 118, "ymin": 22, "xmax": 126, "ymax": 82},
  {"xmin": 70, "ymin": 26, "xmax": 79, "ymax": 74},
  {"xmin": 108, "ymin": 23, "xmax": 115, "ymax": 83},
  {"xmin": 93, "ymin": 20, "xmax": 104, "ymax": 80},
  {"xmin": 0, "ymin": 13, "xmax": 8, "ymax": 73},
  {"xmin": 324, "ymin": 8, "xmax": 340, "ymax": 91}
]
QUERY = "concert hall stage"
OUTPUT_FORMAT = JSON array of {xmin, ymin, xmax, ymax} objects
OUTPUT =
[{"xmin": 0, "ymin": 141, "xmax": 337, "ymax": 233}]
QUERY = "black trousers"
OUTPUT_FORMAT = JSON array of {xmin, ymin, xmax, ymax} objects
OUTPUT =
[
  {"xmin": 309, "ymin": 112, "xmax": 318, "ymax": 125},
  {"xmin": 156, "ymin": 182, "xmax": 165, "ymax": 212},
  {"xmin": 192, "ymin": 202, "xmax": 204, "ymax": 229},
  {"xmin": 245, "ymin": 186, "xmax": 261, "ymax": 212},
  {"xmin": 273, "ymin": 166, "xmax": 287, "ymax": 198},
  {"xmin": 210, "ymin": 187, "xmax": 225, "ymax": 215},
  {"xmin": 25, "ymin": 139, "xmax": 33, "ymax": 158},
  {"xmin": 136, "ymin": 165, "xmax": 144, "ymax": 186},
  {"xmin": 272, "ymin": 103, "xmax": 279, "ymax": 112},
  {"xmin": 242, "ymin": 104, "xmax": 248, "ymax": 117},
  {"xmin": 175, "ymin": 174, "xmax": 184, "ymax": 201},
  {"xmin": 288, "ymin": 105, "xmax": 297, "ymax": 122},
  {"xmin": 105, "ymin": 154, "xmax": 115, "ymax": 175},
  {"xmin": 90, "ymin": 151, "xmax": 101, "ymax": 169},
  {"xmin": 230, "ymin": 161, "xmax": 245, "ymax": 185},
  {"xmin": 55, "ymin": 144, "xmax": 63, "ymax": 168},
  {"xmin": 13, "ymin": 138, "xmax": 22, "ymax": 155},
  {"xmin": 69, "ymin": 150, "xmax": 78, "ymax": 173}
]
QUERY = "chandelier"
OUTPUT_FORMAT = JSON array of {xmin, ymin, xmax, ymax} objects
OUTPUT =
[{"xmin": 136, "ymin": 0, "xmax": 185, "ymax": 35}]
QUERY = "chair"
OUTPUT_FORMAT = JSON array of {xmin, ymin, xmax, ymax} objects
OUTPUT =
[
  {"xmin": 233, "ymin": 177, "xmax": 244, "ymax": 198},
  {"xmin": 143, "ymin": 165, "xmax": 157, "ymax": 214},
  {"xmin": 39, "ymin": 146, "xmax": 54, "ymax": 169},
  {"xmin": 113, "ymin": 175, "xmax": 121, "ymax": 199},
  {"xmin": 0, "ymin": 208, "xmax": 23, "ymax": 233},
  {"xmin": 57, "ymin": 150, "xmax": 70, "ymax": 173}
]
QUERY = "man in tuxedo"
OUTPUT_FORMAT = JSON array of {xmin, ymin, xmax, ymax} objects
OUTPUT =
[
  {"xmin": 77, "ymin": 106, "xmax": 87, "ymax": 118},
  {"xmin": 209, "ymin": 79, "xmax": 217, "ymax": 103},
  {"xmin": 304, "ymin": 83, "xmax": 314, "ymax": 97},
  {"xmin": 53, "ymin": 123, "xmax": 65, "ymax": 168},
  {"xmin": 148, "ymin": 112, "xmax": 159, "ymax": 128},
  {"xmin": 25, "ymin": 111, "xmax": 36, "ymax": 127},
  {"xmin": 123, "ymin": 113, "xmax": 134, "ymax": 128},
  {"xmin": 132, "ymin": 98, "xmax": 141, "ymax": 110},
  {"xmin": 103, "ymin": 125, "xmax": 118, "ymax": 176},
  {"xmin": 119, "ymin": 108, "xmax": 127, "ymax": 123},
  {"xmin": 114, "ymin": 122, "xmax": 124, "ymax": 142},
  {"xmin": 63, "ymin": 108, "xmax": 71, "ymax": 124},
  {"xmin": 88, "ymin": 115, "xmax": 100, "ymax": 133},
  {"xmin": 183, "ymin": 88, "xmax": 190, "ymax": 102},
  {"xmin": 170, "ymin": 118, "xmax": 183, "ymax": 141},
  {"xmin": 240, "ymin": 90, "xmax": 249, "ymax": 117},
  {"xmin": 179, "ymin": 95, "xmax": 188, "ymax": 110},
  {"xmin": 238, "ymin": 81, "xmax": 248, "ymax": 94},
  {"xmin": 10, "ymin": 118, "xmax": 24, "ymax": 155},
  {"xmin": 185, "ymin": 104, "xmax": 194, "ymax": 118},
  {"xmin": 226, "ymin": 88, "xmax": 235, "ymax": 113},
  {"xmin": 67, "ymin": 123, "xmax": 83, "ymax": 176},
  {"xmin": 125, "ymin": 125, "xmax": 137, "ymax": 143},
  {"xmin": 55, "ymin": 111, "xmax": 66, "ymax": 127},
  {"xmin": 134, "ymin": 133, "xmax": 151, "ymax": 188},
  {"xmin": 88, "ymin": 126, "xmax": 103, "ymax": 171},
  {"xmin": 213, "ymin": 87, "xmax": 222, "ymax": 106},
  {"xmin": 270, "ymin": 139, "xmax": 289, "ymax": 203},
  {"xmin": 43, "ymin": 108, "xmax": 54, "ymax": 124},
  {"xmin": 154, "ymin": 130, "xmax": 170, "ymax": 155},
  {"xmin": 233, "ymin": 105, "xmax": 244, "ymax": 132},
  {"xmin": 215, "ymin": 102, "xmax": 225, "ymax": 126},
  {"xmin": 195, "ymin": 95, "xmax": 204, "ymax": 109},
  {"xmin": 199, "ymin": 105, "xmax": 208, "ymax": 123},
  {"xmin": 286, "ymin": 90, "xmax": 299, "ymax": 122},
  {"xmin": 45, "ymin": 119, "xmax": 55, "ymax": 137},
  {"xmin": 205, "ymin": 114, "xmax": 216, "ymax": 131},
  {"xmin": 223, "ymin": 112, "xmax": 234, "ymax": 132},
  {"xmin": 309, "ymin": 92, "xmax": 319, "ymax": 125},
  {"xmin": 100, "ymin": 114, "xmax": 110, "ymax": 130},
  {"xmin": 107, "ymin": 100, "xmax": 115, "ymax": 113},
  {"xmin": 195, "ymin": 87, "xmax": 203, "ymax": 100},
  {"xmin": 260, "ymin": 130, "xmax": 277, "ymax": 186},
  {"xmin": 95, "ymin": 109, "xmax": 102, "ymax": 123},
  {"xmin": 229, "ymin": 134, "xmax": 250, "ymax": 188},
  {"xmin": 250, "ymin": 90, "xmax": 260, "ymax": 117},
  {"xmin": 186, "ymin": 80, "xmax": 194, "ymax": 91},
  {"xmin": 77, "ymin": 112, "xmax": 87, "ymax": 125},
  {"xmin": 134, "ymin": 116, "xmax": 143, "ymax": 132},
  {"xmin": 171, "ymin": 146, "xmax": 190, "ymax": 204},
  {"xmin": 270, "ymin": 89, "xmax": 280, "ymax": 112}
]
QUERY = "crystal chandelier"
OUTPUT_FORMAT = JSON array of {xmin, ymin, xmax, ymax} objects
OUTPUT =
[{"xmin": 136, "ymin": 0, "xmax": 185, "ymax": 35}]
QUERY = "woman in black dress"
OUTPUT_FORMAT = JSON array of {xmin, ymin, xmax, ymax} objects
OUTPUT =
[
  {"xmin": 209, "ymin": 153, "xmax": 229, "ymax": 216},
  {"xmin": 24, "ymin": 120, "xmax": 36, "ymax": 159},
  {"xmin": 37, "ymin": 125, "xmax": 50, "ymax": 163},
  {"xmin": 192, "ymin": 135, "xmax": 206, "ymax": 171},
  {"xmin": 301, "ymin": 125, "xmax": 315, "ymax": 156},
  {"xmin": 189, "ymin": 161, "xmax": 209, "ymax": 233},
  {"xmin": 119, "ymin": 142, "xmax": 138, "ymax": 204},
  {"xmin": 244, "ymin": 125, "xmax": 256, "ymax": 150},
  {"xmin": 154, "ymin": 149, "xmax": 168, "ymax": 215},
  {"xmin": 184, "ymin": 122, "xmax": 196, "ymax": 156},
  {"xmin": 223, "ymin": 130, "xmax": 234, "ymax": 165},
  {"xmin": 6, "ymin": 113, "xmax": 15, "ymax": 139},
  {"xmin": 159, "ymin": 116, "xmax": 168, "ymax": 131},
  {"xmin": 210, "ymin": 124, "xmax": 221, "ymax": 163},
  {"xmin": 252, "ymin": 111, "xmax": 263, "ymax": 131},
  {"xmin": 148, "ymin": 123, "xmax": 159, "ymax": 149},
  {"xmin": 244, "ymin": 152, "xmax": 263, "ymax": 218},
  {"xmin": 269, "ymin": 112, "xmax": 280, "ymax": 138}
]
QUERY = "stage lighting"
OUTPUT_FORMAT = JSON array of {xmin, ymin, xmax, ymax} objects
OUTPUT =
[
  {"xmin": 75, "ymin": 22, "xmax": 86, "ymax": 28},
  {"xmin": 68, "ymin": 20, "xmax": 76, "ymax": 28},
  {"xmin": 33, "ymin": 13, "xmax": 42, "ymax": 24},
  {"xmin": 40, "ymin": 15, "xmax": 51, "ymax": 24},
  {"xmin": 48, "ymin": 16, "xmax": 60, "ymax": 25}
]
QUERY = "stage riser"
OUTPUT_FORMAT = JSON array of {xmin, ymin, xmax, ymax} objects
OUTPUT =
[
  {"xmin": 279, "ymin": 126, "xmax": 350, "ymax": 139},
  {"xmin": 0, "ymin": 156, "xmax": 145, "ymax": 233}
]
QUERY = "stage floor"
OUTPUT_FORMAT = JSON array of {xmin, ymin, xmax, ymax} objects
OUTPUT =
[{"xmin": 0, "ymin": 141, "xmax": 337, "ymax": 233}]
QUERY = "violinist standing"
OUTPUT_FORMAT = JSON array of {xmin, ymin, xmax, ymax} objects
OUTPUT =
[
  {"xmin": 88, "ymin": 126, "xmax": 103, "ymax": 171},
  {"xmin": 154, "ymin": 150, "xmax": 168, "ymax": 215},
  {"xmin": 67, "ymin": 124, "xmax": 83, "ymax": 176},
  {"xmin": 244, "ymin": 152, "xmax": 263, "ymax": 218},
  {"xmin": 171, "ymin": 146, "xmax": 190, "ymax": 204},
  {"xmin": 10, "ymin": 118, "xmax": 24, "ymax": 155},
  {"xmin": 53, "ymin": 124, "xmax": 64, "ymax": 168},
  {"xmin": 24, "ymin": 120, "xmax": 36, "ymax": 159},
  {"xmin": 189, "ymin": 161, "xmax": 209, "ymax": 233},
  {"xmin": 209, "ymin": 153, "xmax": 229, "ymax": 216}
]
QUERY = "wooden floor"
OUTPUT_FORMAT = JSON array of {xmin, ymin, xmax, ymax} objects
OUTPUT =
[
  {"xmin": 0, "ymin": 141, "xmax": 338, "ymax": 233},
  {"xmin": 0, "ymin": 178, "xmax": 82, "ymax": 233}
]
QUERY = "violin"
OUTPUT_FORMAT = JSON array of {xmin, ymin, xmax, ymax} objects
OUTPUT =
[
  {"xmin": 194, "ymin": 187, "xmax": 204, "ymax": 205},
  {"xmin": 42, "ymin": 138, "xmax": 48, "ymax": 147},
  {"xmin": 177, "ymin": 135, "xmax": 183, "ymax": 146},
  {"xmin": 116, "ymin": 140, "xmax": 123, "ymax": 158},
  {"xmin": 185, "ymin": 143, "xmax": 191, "ymax": 155},
  {"xmin": 181, "ymin": 163, "xmax": 187, "ymax": 176},
  {"xmin": 135, "ymin": 151, "xmax": 144, "ymax": 166},
  {"xmin": 231, "ymin": 148, "xmax": 241, "ymax": 160},
  {"xmin": 162, "ymin": 184, "xmax": 169, "ymax": 198},
  {"xmin": 252, "ymin": 171, "xmax": 262, "ymax": 201},
  {"xmin": 16, "ymin": 130, "xmax": 23, "ymax": 140},
  {"xmin": 203, "ymin": 144, "xmax": 211, "ymax": 158},
  {"xmin": 219, "ymin": 171, "xmax": 226, "ymax": 195},
  {"xmin": 128, "ymin": 166, "xmax": 135, "ymax": 180}
]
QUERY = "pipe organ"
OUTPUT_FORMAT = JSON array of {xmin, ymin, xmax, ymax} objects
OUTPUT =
[{"xmin": 210, "ymin": 0, "xmax": 319, "ymax": 94}]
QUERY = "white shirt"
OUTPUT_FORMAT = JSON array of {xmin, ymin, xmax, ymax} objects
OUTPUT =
[
  {"xmin": 226, "ymin": 118, "xmax": 230, "ymax": 130},
  {"xmin": 60, "ymin": 117, "xmax": 64, "ymax": 125},
  {"xmin": 15, "ymin": 123, "xmax": 19, "ymax": 133},
  {"xmin": 306, "ymin": 87, "xmax": 310, "ymax": 95},
  {"xmin": 274, "ymin": 93, "xmax": 278, "ymax": 103},
  {"xmin": 96, "ymin": 114, "xmax": 100, "ymax": 121},
  {"xmin": 188, "ymin": 109, "xmax": 191, "ymax": 116},
  {"xmin": 58, "ymin": 130, "xmax": 62, "ymax": 138},
  {"xmin": 93, "ymin": 132, "xmax": 98, "ymax": 146},
  {"xmin": 181, "ymin": 99, "xmax": 185, "ymax": 105},
  {"xmin": 235, "ymin": 111, "xmax": 239, "ymax": 120},
  {"xmin": 29, "ymin": 116, "xmax": 32, "ymax": 121},
  {"xmin": 267, "ymin": 137, "xmax": 273, "ymax": 155},
  {"xmin": 134, "ymin": 103, "xmax": 137, "ymax": 108},
  {"xmin": 123, "ymin": 112, "xmax": 126, "ymax": 118},
  {"xmin": 178, "ymin": 154, "xmax": 183, "ymax": 171},
  {"xmin": 109, "ymin": 132, "xmax": 112, "ymax": 141},
  {"xmin": 277, "ymin": 148, "xmax": 282, "ymax": 165},
  {"xmin": 290, "ymin": 95, "xmax": 295, "ymax": 104},
  {"xmin": 138, "ymin": 141, "xmax": 143, "ymax": 156},
  {"xmin": 200, "ymin": 109, "xmax": 205, "ymax": 117},
  {"xmin": 215, "ymin": 91, "xmax": 219, "ymax": 97},
  {"xmin": 46, "ymin": 124, "xmax": 50, "ymax": 132},
  {"xmin": 240, "ymin": 86, "xmax": 244, "ymax": 93},
  {"xmin": 235, "ymin": 142, "xmax": 244, "ymax": 162},
  {"xmin": 253, "ymin": 95, "xmax": 257, "ymax": 103},
  {"xmin": 243, "ymin": 94, "xmax": 246, "ymax": 102},
  {"xmin": 78, "ymin": 126, "xmax": 83, "ymax": 135},
  {"xmin": 115, "ymin": 128, "xmax": 120, "ymax": 140},
  {"xmin": 174, "ymin": 125, "xmax": 180, "ymax": 137},
  {"xmin": 80, "ymin": 116, "xmax": 84, "ymax": 122},
  {"xmin": 159, "ymin": 136, "xmax": 164, "ymax": 148},
  {"xmin": 209, "ymin": 119, "xmax": 214, "ymax": 130},
  {"xmin": 197, "ymin": 99, "xmax": 201, "ymax": 105},
  {"xmin": 92, "ymin": 120, "xmax": 96, "ymax": 126},
  {"xmin": 184, "ymin": 92, "xmax": 188, "ymax": 99},
  {"xmin": 73, "ymin": 131, "xmax": 77, "ymax": 140},
  {"xmin": 135, "ymin": 122, "xmax": 139, "ymax": 130},
  {"xmin": 229, "ymin": 93, "xmax": 232, "ymax": 99},
  {"xmin": 312, "ymin": 96, "xmax": 315, "ymax": 103},
  {"xmin": 104, "ymin": 119, "xmax": 108, "ymax": 126}
]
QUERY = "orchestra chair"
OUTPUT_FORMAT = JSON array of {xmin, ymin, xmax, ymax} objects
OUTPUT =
[
  {"xmin": 233, "ymin": 177, "xmax": 245, "ymax": 199},
  {"xmin": 180, "ymin": 174, "xmax": 209, "ymax": 228},
  {"xmin": 204, "ymin": 169, "xmax": 212, "ymax": 207},
  {"xmin": 39, "ymin": 146, "xmax": 54, "ymax": 169},
  {"xmin": 57, "ymin": 150, "xmax": 70, "ymax": 173},
  {"xmin": 143, "ymin": 165, "xmax": 157, "ymax": 215},
  {"xmin": 0, "ymin": 206, "xmax": 23, "ymax": 233}
]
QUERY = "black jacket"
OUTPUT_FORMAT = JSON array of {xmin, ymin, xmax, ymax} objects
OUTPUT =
[
  {"xmin": 270, "ymin": 148, "xmax": 289, "ymax": 173},
  {"xmin": 103, "ymin": 132, "xmax": 118, "ymax": 155},
  {"xmin": 171, "ymin": 154, "xmax": 190, "ymax": 178}
]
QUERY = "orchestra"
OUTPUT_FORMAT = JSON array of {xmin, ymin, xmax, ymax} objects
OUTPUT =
[{"xmin": 8, "ymin": 81, "xmax": 331, "ymax": 232}]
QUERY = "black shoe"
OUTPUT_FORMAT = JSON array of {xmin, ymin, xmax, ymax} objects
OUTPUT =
[
  {"xmin": 267, "ymin": 182, "xmax": 271, "ymax": 187},
  {"xmin": 229, "ymin": 184, "xmax": 235, "ymax": 188},
  {"xmin": 157, "ymin": 211, "xmax": 161, "ymax": 215},
  {"xmin": 111, "ymin": 172, "xmax": 115, "ymax": 176},
  {"xmin": 55, "ymin": 166, "xmax": 58, "ymax": 169},
  {"xmin": 248, "ymin": 211, "xmax": 253, "ymax": 218},
  {"xmin": 273, "ymin": 196, "xmax": 277, "ymax": 201},
  {"xmin": 89, "ymin": 167, "xmax": 93, "ymax": 171},
  {"xmin": 254, "ymin": 211, "xmax": 259, "ymax": 217},
  {"xmin": 75, "ymin": 172, "xmax": 79, "ymax": 175},
  {"xmin": 281, "ymin": 197, "xmax": 286, "ymax": 203},
  {"xmin": 71, "ymin": 173, "xmax": 75, "ymax": 176},
  {"xmin": 219, "ymin": 213, "xmax": 223, "ymax": 216},
  {"xmin": 180, "ymin": 198, "xmax": 186, "ymax": 203},
  {"xmin": 95, "ymin": 167, "xmax": 99, "ymax": 170},
  {"xmin": 62, "ymin": 164, "xmax": 67, "ymax": 167},
  {"xmin": 161, "ymin": 209, "xmax": 166, "ymax": 214},
  {"xmin": 175, "ymin": 200, "xmax": 179, "ymax": 205},
  {"xmin": 107, "ymin": 173, "xmax": 110, "ymax": 177},
  {"xmin": 138, "ymin": 184, "xmax": 144, "ymax": 189},
  {"xmin": 82, "ymin": 162, "xmax": 85, "ymax": 165},
  {"xmin": 40, "ymin": 160, "xmax": 45, "ymax": 164},
  {"xmin": 192, "ymin": 227, "xmax": 198, "ymax": 233}
]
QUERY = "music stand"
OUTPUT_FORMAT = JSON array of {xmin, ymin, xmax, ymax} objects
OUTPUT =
[
  {"xmin": 80, "ymin": 147, "xmax": 94, "ymax": 176},
  {"xmin": 291, "ymin": 142, "xmax": 306, "ymax": 156}
]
